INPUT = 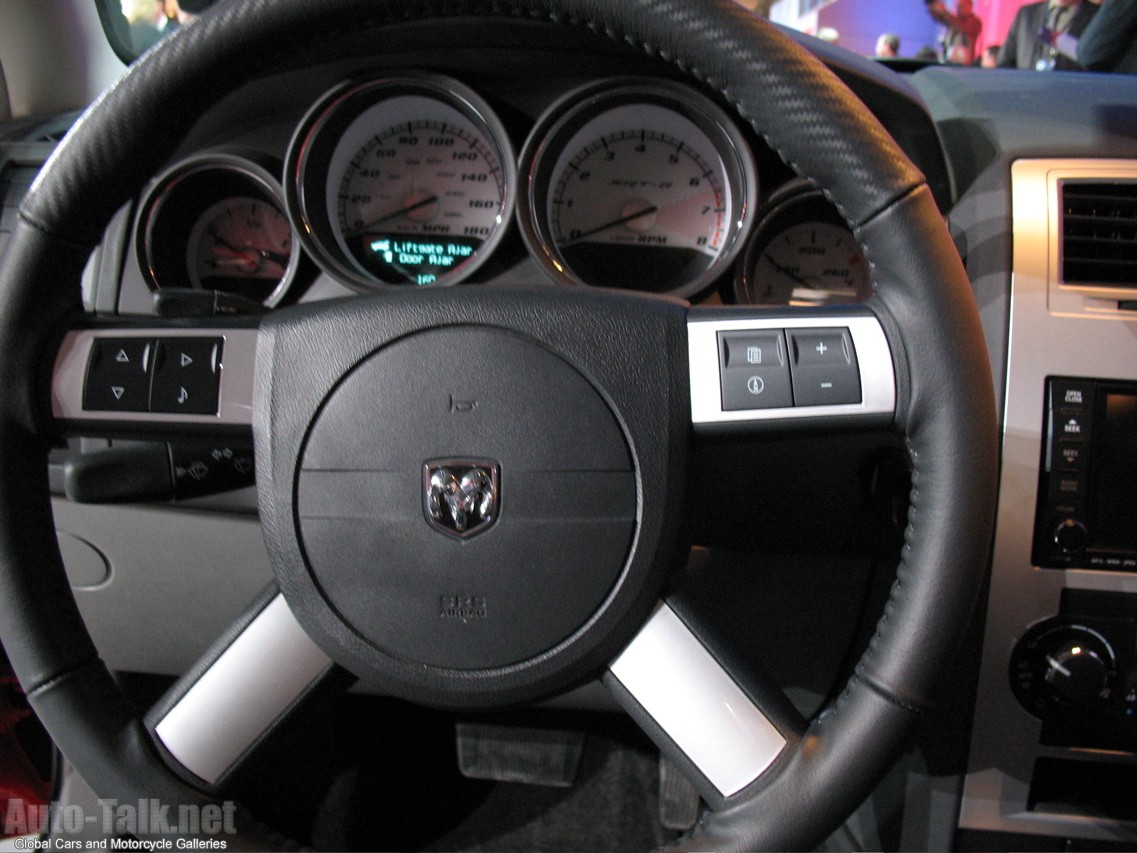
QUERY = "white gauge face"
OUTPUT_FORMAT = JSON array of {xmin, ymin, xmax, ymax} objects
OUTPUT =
[
  {"xmin": 327, "ymin": 96, "xmax": 508, "ymax": 286},
  {"xmin": 289, "ymin": 76, "xmax": 516, "ymax": 289},
  {"xmin": 547, "ymin": 105, "xmax": 729, "ymax": 259},
  {"xmin": 519, "ymin": 81, "xmax": 756, "ymax": 296},
  {"xmin": 746, "ymin": 221, "xmax": 871, "ymax": 306}
]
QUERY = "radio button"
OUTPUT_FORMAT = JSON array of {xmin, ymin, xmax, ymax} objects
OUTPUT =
[
  {"xmin": 1052, "ymin": 442, "xmax": 1085, "ymax": 471},
  {"xmin": 1057, "ymin": 413, "xmax": 1090, "ymax": 440},
  {"xmin": 1051, "ymin": 380, "xmax": 1091, "ymax": 414}
]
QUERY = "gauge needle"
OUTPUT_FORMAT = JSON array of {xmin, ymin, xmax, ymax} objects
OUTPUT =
[
  {"xmin": 563, "ymin": 205, "xmax": 658, "ymax": 246},
  {"xmin": 208, "ymin": 230, "xmax": 262, "ymax": 271},
  {"xmin": 346, "ymin": 195, "xmax": 439, "ymax": 239},
  {"xmin": 208, "ymin": 226, "xmax": 290, "ymax": 271},
  {"xmin": 763, "ymin": 255, "xmax": 814, "ymax": 290},
  {"xmin": 257, "ymin": 248, "xmax": 291, "ymax": 268}
]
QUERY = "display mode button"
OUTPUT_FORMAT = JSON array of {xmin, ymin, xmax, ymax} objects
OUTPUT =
[{"xmin": 718, "ymin": 330, "xmax": 793, "ymax": 410}]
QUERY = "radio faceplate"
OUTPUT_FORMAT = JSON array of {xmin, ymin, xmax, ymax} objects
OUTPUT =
[{"xmin": 1033, "ymin": 376, "xmax": 1137, "ymax": 571}]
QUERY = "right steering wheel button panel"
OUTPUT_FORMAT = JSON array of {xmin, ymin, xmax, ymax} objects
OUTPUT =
[{"xmin": 717, "ymin": 326, "xmax": 860, "ymax": 411}]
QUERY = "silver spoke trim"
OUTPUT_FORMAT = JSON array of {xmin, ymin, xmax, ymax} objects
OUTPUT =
[
  {"xmin": 153, "ymin": 594, "xmax": 332, "ymax": 786},
  {"xmin": 608, "ymin": 602, "xmax": 787, "ymax": 798},
  {"xmin": 688, "ymin": 313, "xmax": 895, "ymax": 424},
  {"xmin": 52, "ymin": 328, "xmax": 257, "ymax": 425}
]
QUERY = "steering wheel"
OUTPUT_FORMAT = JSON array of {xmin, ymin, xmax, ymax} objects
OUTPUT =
[{"xmin": 0, "ymin": 0, "xmax": 998, "ymax": 849}]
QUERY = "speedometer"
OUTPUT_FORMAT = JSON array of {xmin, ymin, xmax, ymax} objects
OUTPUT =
[
  {"xmin": 518, "ymin": 79, "xmax": 756, "ymax": 297},
  {"xmin": 286, "ymin": 74, "xmax": 516, "ymax": 289}
]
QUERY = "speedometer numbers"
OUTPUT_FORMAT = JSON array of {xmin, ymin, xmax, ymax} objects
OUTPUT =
[
  {"xmin": 287, "ymin": 75, "xmax": 516, "ymax": 289},
  {"xmin": 518, "ymin": 80, "xmax": 756, "ymax": 297}
]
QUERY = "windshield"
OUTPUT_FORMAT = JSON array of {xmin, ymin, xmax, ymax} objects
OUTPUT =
[{"xmin": 101, "ymin": 0, "xmax": 1133, "ymax": 74}]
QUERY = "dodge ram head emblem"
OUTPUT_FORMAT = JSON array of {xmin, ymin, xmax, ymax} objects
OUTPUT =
[{"xmin": 424, "ymin": 461, "xmax": 500, "ymax": 539}]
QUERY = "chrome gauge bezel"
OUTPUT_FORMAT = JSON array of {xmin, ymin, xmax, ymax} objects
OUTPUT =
[
  {"xmin": 517, "ymin": 78, "xmax": 757, "ymax": 298},
  {"xmin": 138, "ymin": 153, "xmax": 300, "ymax": 308},
  {"xmin": 285, "ymin": 73, "xmax": 517, "ymax": 290},
  {"xmin": 732, "ymin": 181, "xmax": 872, "ymax": 307}
]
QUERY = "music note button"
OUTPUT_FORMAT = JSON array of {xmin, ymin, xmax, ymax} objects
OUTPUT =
[{"xmin": 150, "ymin": 337, "xmax": 223, "ymax": 414}]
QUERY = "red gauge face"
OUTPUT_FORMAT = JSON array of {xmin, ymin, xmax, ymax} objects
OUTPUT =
[{"xmin": 188, "ymin": 196, "xmax": 294, "ymax": 302}]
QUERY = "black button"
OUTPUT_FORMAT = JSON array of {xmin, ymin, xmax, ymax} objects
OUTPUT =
[
  {"xmin": 151, "ymin": 338, "xmax": 223, "ymax": 415},
  {"xmin": 788, "ymin": 328, "xmax": 861, "ymax": 407},
  {"xmin": 791, "ymin": 330, "xmax": 849, "ymax": 366},
  {"xmin": 1056, "ymin": 413, "xmax": 1089, "ymax": 441},
  {"xmin": 1049, "ymin": 472, "xmax": 1086, "ymax": 514},
  {"xmin": 83, "ymin": 338, "xmax": 154, "ymax": 412},
  {"xmin": 1051, "ymin": 380, "xmax": 1090, "ymax": 414},
  {"xmin": 1053, "ymin": 442, "xmax": 1085, "ymax": 471},
  {"xmin": 718, "ymin": 331, "xmax": 793, "ymax": 410}
]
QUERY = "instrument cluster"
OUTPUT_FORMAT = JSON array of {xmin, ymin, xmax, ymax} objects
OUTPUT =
[{"xmin": 136, "ymin": 73, "xmax": 871, "ymax": 308}]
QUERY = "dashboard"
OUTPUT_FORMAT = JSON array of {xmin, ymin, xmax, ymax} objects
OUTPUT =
[{"xmin": 102, "ymin": 20, "xmax": 950, "ymax": 321}]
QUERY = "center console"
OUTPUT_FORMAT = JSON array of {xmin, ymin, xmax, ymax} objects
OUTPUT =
[{"xmin": 959, "ymin": 160, "xmax": 1137, "ymax": 844}]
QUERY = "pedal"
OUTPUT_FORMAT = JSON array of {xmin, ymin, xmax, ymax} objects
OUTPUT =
[
  {"xmin": 455, "ymin": 723, "xmax": 584, "ymax": 787},
  {"xmin": 658, "ymin": 754, "xmax": 701, "ymax": 831}
]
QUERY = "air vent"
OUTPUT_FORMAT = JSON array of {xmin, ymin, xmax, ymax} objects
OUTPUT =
[{"xmin": 1062, "ymin": 182, "xmax": 1137, "ymax": 287}]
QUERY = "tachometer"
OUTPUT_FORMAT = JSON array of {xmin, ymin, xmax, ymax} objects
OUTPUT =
[
  {"xmin": 287, "ymin": 74, "xmax": 516, "ymax": 289},
  {"xmin": 518, "ymin": 79, "xmax": 756, "ymax": 296}
]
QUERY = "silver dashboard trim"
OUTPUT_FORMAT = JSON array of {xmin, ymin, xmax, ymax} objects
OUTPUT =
[
  {"xmin": 959, "ymin": 159, "xmax": 1137, "ymax": 843},
  {"xmin": 51, "ymin": 327, "xmax": 257, "ymax": 426},
  {"xmin": 153, "ymin": 594, "xmax": 332, "ymax": 786},
  {"xmin": 608, "ymin": 601, "xmax": 787, "ymax": 798},
  {"xmin": 687, "ymin": 314, "xmax": 895, "ymax": 424}
]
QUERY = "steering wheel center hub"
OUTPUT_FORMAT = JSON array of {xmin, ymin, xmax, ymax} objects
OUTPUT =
[{"xmin": 295, "ymin": 326, "xmax": 636, "ymax": 670}]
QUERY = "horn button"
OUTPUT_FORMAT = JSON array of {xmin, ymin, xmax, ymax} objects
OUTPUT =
[{"xmin": 294, "ymin": 326, "xmax": 637, "ymax": 673}]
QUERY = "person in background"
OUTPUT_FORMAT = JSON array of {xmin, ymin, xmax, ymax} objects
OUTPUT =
[
  {"xmin": 875, "ymin": 32, "xmax": 901, "ymax": 57},
  {"xmin": 168, "ymin": 0, "xmax": 214, "ymax": 24},
  {"xmin": 926, "ymin": 0, "xmax": 983, "ymax": 64},
  {"xmin": 997, "ymin": 0, "xmax": 1099, "ymax": 69},
  {"xmin": 1076, "ymin": 0, "xmax": 1137, "ymax": 73},
  {"xmin": 121, "ymin": 0, "xmax": 170, "ymax": 52},
  {"xmin": 980, "ymin": 44, "xmax": 1002, "ymax": 66}
]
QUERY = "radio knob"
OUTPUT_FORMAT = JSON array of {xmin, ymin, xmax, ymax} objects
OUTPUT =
[
  {"xmin": 1042, "ymin": 636, "xmax": 1112, "ymax": 708},
  {"xmin": 1053, "ymin": 518, "xmax": 1088, "ymax": 554}
]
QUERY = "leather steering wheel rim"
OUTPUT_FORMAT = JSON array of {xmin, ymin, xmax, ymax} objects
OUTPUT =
[{"xmin": 0, "ymin": 1, "xmax": 998, "ymax": 849}]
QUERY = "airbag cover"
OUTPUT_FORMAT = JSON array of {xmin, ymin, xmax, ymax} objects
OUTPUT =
[{"xmin": 297, "ymin": 326, "xmax": 635, "ymax": 669}]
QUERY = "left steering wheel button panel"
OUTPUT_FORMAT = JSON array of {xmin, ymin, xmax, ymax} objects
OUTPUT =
[
  {"xmin": 82, "ymin": 338, "xmax": 154, "ymax": 412},
  {"xmin": 82, "ymin": 336, "xmax": 223, "ymax": 415}
]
